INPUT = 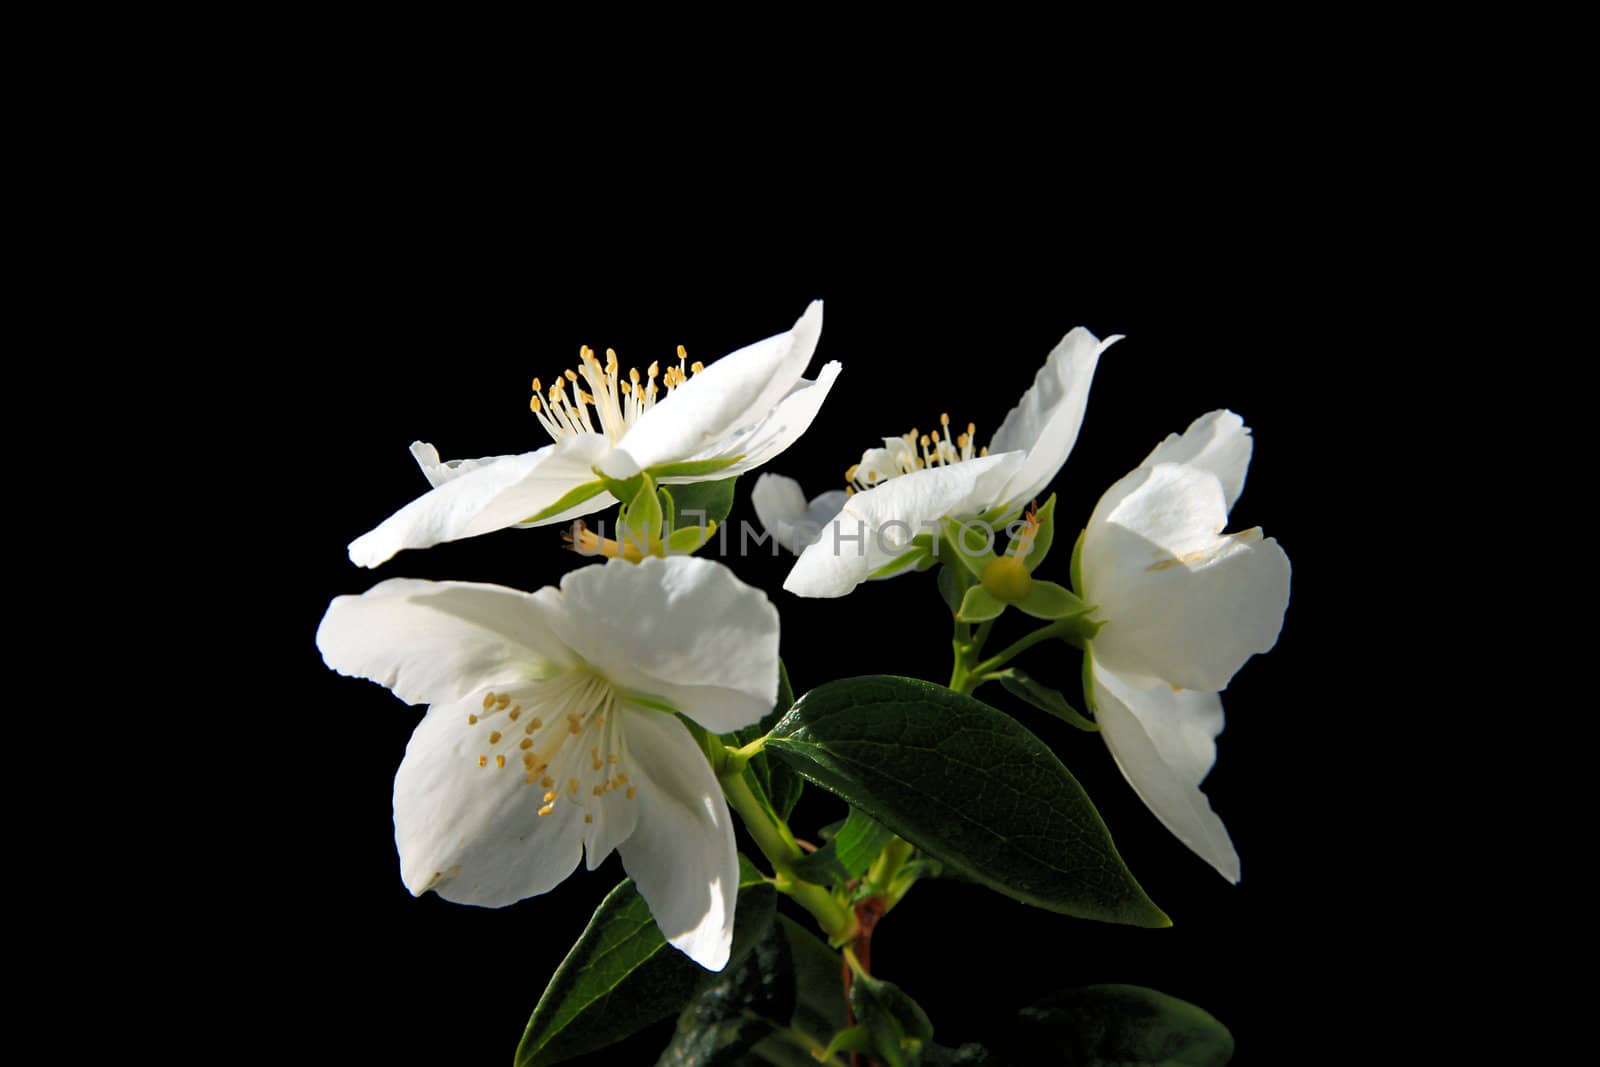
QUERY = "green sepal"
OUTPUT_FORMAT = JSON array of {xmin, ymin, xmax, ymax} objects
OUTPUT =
[
  {"xmin": 940, "ymin": 521, "xmax": 993, "ymax": 580},
  {"xmin": 595, "ymin": 471, "xmax": 647, "ymax": 504},
  {"xmin": 721, "ymin": 661, "xmax": 802, "ymax": 820},
  {"xmin": 667, "ymin": 477, "xmax": 739, "ymax": 531},
  {"xmin": 667, "ymin": 523, "xmax": 717, "ymax": 555},
  {"xmin": 819, "ymin": 1026, "xmax": 877, "ymax": 1063},
  {"xmin": 791, "ymin": 807, "xmax": 895, "ymax": 886},
  {"xmin": 1001, "ymin": 985, "xmax": 1234, "ymax": 1066},
  {"xmin": 1014, "ymin": 579, "xmax": 1091, "ymax": 621},
  {"xmin": 619, "ymin": 474, "xmax": 664, "ymax": 552},
  {"xmin": 937, "ymin": 560, "xmax": 973, "ymax": 615},
  {"xmin": 1021, "ymin": 493, "xmax": 1057, "ymax": 573},
  {"xmin": 515, "ymin": 856, "xmax": 772, "ymax": 1067},
  {"xmin": 1070, "ymin": 526, "xmax": 1087, "ymax": 595},
  {"xmin": 650, "ymin": 455, "xmax": 744, "ymax": 479},
  {"xmin": 521, "ymin": 479, "xmax": 609, "ymax": 524},
  {"xmin": 655, "ymin": 910, "xmax": 796, "ymax": 1066},
  {"xmin": 765, "ymin": 676, "xmax": 1168, "ymax": 927},
  {"xmin": 871, "ymin": 545, "xmax": 933, "ymax": 579},
  {"xmin": 956, "ymin": 585, "xmax": 1005, "ymax": 622},
  {"xmin": 990, "ymin": 668, "xmax": 1099, "ymax": 732}
]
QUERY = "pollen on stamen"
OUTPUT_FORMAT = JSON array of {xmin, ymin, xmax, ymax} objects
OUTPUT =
[
  {"xmin": 543, "ymin": 790, "xmax": 559, "ymax": 803},
  {"xmin": 496, "ymin": 755, "xmax": 506, "ymax": 769},
  {"xmin": 467, "ymin": 714, "xmax": 478, "ymax": 725},
  {"xmin": 615, "ymin": 773, "xmax": 629, "ymax": 784},
  {"xmin": 584, "ymin": 814, "xmax": 593, "ymax": 824},
  {"xmin": 538, "ymin": 804, "xmax": 555, "ymax": 817},
  {"xmin": 489, "ymin": 732, "xmax": 502, "ymax": 744},
  {"xmin": 568, "ymin": 715, "xmax": 583, "ymax": 735},
  {"xmin": 509, "ymin": 706, "xmax": 521, "ymax": 720},
  {"xmin": 478, "ymin": 755, "xmax": 487, "ymax": 768},
  {"xmin": 592, "ymin": 784, "xmax": 604, "ymax": 796},
  {"xmin": 529, "ymin": 717, "xmax": 542, "ymax": 730},
  {"xmin": 482, "ymin": 692, "xmax": 496, "ymax": 710},
  {"xmin": 520, "ymin": 738, "xmax": 533, "ymax": 750},
  {"xmin": 496, "ymin": 694, "xmax": 510, "ymax": 710},
  {"xmin": 523, "ymin": 753, "xmax": 537, "ymax": 769},
  {"xmin": 567, "ymin": 778, "xmax": 578, "ymax": 796},
  {"xmin": 626, "ymin": 786, "xmax": 637, "ymax": 800},
  {"xmin": 541, "ymin": 775, "xmax": 555, "ymax": 789}
]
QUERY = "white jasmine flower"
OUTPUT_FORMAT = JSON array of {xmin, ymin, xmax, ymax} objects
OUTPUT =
[
  {"xmin": 349, "ymin": 302, "xmax": 839, "ymax": 568},
  {"xmin": 771, "ymin": 327, "xmax": 1120, "ymax": 597},
  {"xmin": 315, "ymin": 556, "xmax": 781, "ymax": 970},
  {"xmin": 1080, "ymin": 410, "xmax": 1291, "ymax": 883}
]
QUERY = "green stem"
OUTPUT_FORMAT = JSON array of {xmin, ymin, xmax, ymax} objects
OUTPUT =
[
  {"xmin": 949, "ymin": 617, "xmax": 996, "ymax": 695},
  {"xmin": 720, "ymin": 769, "xmax": 857, "ymax": 943}
]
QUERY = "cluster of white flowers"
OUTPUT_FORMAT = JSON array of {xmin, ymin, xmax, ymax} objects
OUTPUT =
[{"xmin": 317, "ymin": 301, "xmax": 1289, "ymax": 975}]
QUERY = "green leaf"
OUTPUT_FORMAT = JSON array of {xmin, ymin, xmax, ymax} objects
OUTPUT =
[
  {"xmin": 1003, "ymin": 985, "xmax": 1234, "ymax": 1066},
  {"xmin": 622, "ymin": 475, "xmax": 664, "ymax": 547},
  {"xmin": 956, "ymin": 585, "xmax": 1005, "ymax": 622},
  {"xmin": 989, "ymin": 668, "xmax": 1099, "ymax": 732},
  {"xmin": 515, "ymin": 856, "xmax": 772, "ymax": 1066},
  {"xmin": 522, "ymin": 479, "xmax": 609, "ymax": 524},
  {"xmin": 791, "ymin": 808, "xmax": 895, "ymax": 886},
  {"xmin": 651, "ymin": 455, "xmax": 744, "ymax": 479},
  {"xmin": 765, "ymin": 676, "xmax": 1168, "ymax": 927},
  {"xmin": 1015, "ymin": 579, "xmax": 1090, "ymax": 621},
  {"xmin": 923, "ymin": 1043, "xmax": 990, "ymax": 1065},
  {"xmin": 668, "ymin": 477, "xmax": 739, "ymax": 531},
  {"xmin": 656, "ymin": 910, "xmax": 795, "ymax": 1066},
  {"xmin": 1021, "ymin": 493, "xmax": 1056, "ymax": 573},
  {"xmin": 732, "ymin": 917, "xmax": 846, "ymax": 1067}
]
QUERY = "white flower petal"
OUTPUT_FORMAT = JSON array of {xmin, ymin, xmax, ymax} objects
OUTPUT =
[
  {"xmin": 409, "ymin": 441, "xmax": 520, "ymax": 489},
  {"xmin": 1085, "ymin": 462, "xmax": 1291, "ymax": 691},
  {"xmin": 782, "ymin": 452, "xmax": 1025, "ymax": 598},
  {"xmin": 549, "ymin": 557, "xmax": 779, "ymax": 734},
  {"xmin": 393, "ymin": 695, "xmax": 587, "ymax": 905},
  {"xmin": 1090, "ymin": 658, "xmax": 1240, "ymax": 883},
  {"xmin": 616, "ymin": 708, "xmax": 739, "ymax": 970},
  {"xmin": 672, "ymin": 360, "xmax": 843, "ymax": 479},
  {"xmin": 317, "ymin": 578, "xmax": 575, "ymax": 707},
  {"xmin": 751, "ymin": 474, "xmax": 847, "ymax": 554},
  {"xmin": 348, "ymin": 435, "xmax": 619, "ymax": 568},
  {"xmin": 989, "ymin": 328, "xmax": 1121, "ymax": 508},
  {"xmin": 1140, "ymin": 410, "xmax": 1252, "ymax": 512},
  {"xmin": 619, "ymin": 302, "xmax": 824, "ymax": 471}
]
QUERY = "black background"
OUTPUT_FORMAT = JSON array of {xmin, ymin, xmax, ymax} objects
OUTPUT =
[{"xmin": 251, "ymin": 215, "xmax": 1361, "ymax": 1064}]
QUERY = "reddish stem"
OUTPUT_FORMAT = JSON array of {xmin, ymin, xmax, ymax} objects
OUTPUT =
[{"xmin": 843, "ymin": 897, "xmax": 888, "ymax": 1067}]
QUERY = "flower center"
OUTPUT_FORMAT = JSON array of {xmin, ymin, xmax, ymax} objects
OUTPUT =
[
  {"xmin": 845, "ymin": 412, "xmax": 988, "ymax": 494},
  {"xmin": 529, "ymin": 344, "xmax": 703, "ymax": 444},
  {"xmin": 470, "ymin": 673, "xmax": 638, "ymax": 826}
]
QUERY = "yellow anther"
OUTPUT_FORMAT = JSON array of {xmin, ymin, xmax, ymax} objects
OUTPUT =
[
  {"xmin": 564, "ymin": 369, "xmax": 578, "ymax": 382},
  {"xmin": 630, "ymin": 367, "xmax": 641, "ymax": 383},
  {"xmin": 568, "ymin": 715, "xmax": 582, "ymax": 734},
  {"xmin": 690, "ymin": 361, "xmax": 704, "ymax": 374},
  {"xmin": 626, "ymin": 786, "xmax": 637, "ymax": 800},
  {"xmin": 543, "ymin": 790, "xmax": 559, "ymax": 803},
  {"xmin": 530, "ymin": 395, "xmax": 542, "ymax": 413},
  {"xmin": 541, "ymin": 775, "xmax": 555, "ymax": 789},
  {"xmin": 538, "ymin": 804, "xmax": 555, "ymax": 817},
  {"xmin": 497, "ymin": 694, "xmax": 510, "ymax": 709},
  {"xmin": 920, "ymin": 434, "xmax": 931, "ymax": 447},
  {"xmin": 531, "ymin": 377, "xmax": 542, "ymax": 393},
  {"xmin": 593, "ymin": 784, "xmax": 604, "ymax": 796},
  {"xmin": 523, "ymin": 752, "xmax": 537, "ymax": 768},
  {"xmin": 467, "ymin": 714, "xmax": 478, "ymax": 725},
  {"xmin": 488, "ymin": 732, "xmax": 502, "ymax": 744},
  {"xmin": 584, "ymin": 814, "xmax": 593, "ymax": 824},
  {"xmin": 931, "ymin": 430, "xmax": 941, "ymax": 444},
  {"xmin": 941, "ymin": 412, "xmax": 950, "ymax": 427},
  {"xmin": 495, "ymin": 755, "xmax": 506, "ymax": 769},
  {"xmin": 967, "ymin": 422, "xmax": 976, "ymax": 436},
  {"xmin": 509, "ymin": 707, "xmax": 521, "ymax": 720},
  {"xmin": 529, "ymin": 717, "xmax": 542, "ymax": 731},
  {"xmin": 567, "ymin": 778, "xmax": 579, "ymax": 795},
  {"xmin": 483, "ymin": 692, "xmax": 496, "ymax": 709},
  {"xmin": 676, "ymin": 344, "xmax": 687, "ymax": 360},
  {"xmin": 520, "ymin": 738, "xmax": 533, "ymax": 750},
  {"xmin": 477, "ymin": 755, "xmax": 487, "ymax": 768},
  {"xmin": 615, "ymin": 773, "xmax": 629, "ymax": 784}
]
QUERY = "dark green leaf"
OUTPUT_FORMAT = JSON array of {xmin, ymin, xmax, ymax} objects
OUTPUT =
[
  {"xmin": 668, "ymin": 478, "xmax": 739, "ymax": 531},
  {"xmin": 656, "ymin": 910, "xmax": 795, "ymax": 1066},
  {"xmin": 923, "ymin": 1043, "xmax": 990, "ymax": 1065},
  {"xmin": 515, "ymin": 857, "xmax": 772, "ymax": 1066},
  {"xmin": 851, "ymin": 971, "xmax": 934, "ymax": 1067},
  {"xmin": 791, "ymin": 808, "xmax": 894, "ymax": 886},
  {"xmin": 990, "ymin": 668, "xmax": 1099, "ymax": 732},
  {"xmin": 731, "ymin": 917, "xmax": 846, "ymax": 1067},
  {"xmin": 1003, "ymin": 985, "xmax": 1234, "ymax": 1066},
  {"xmin": 1020, "ymin": 493, "xmax": 1056, "ymax": 574},
  {"xmin": 765, "ymin": 676, "xmax": 1168, "ymax": 927}
]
